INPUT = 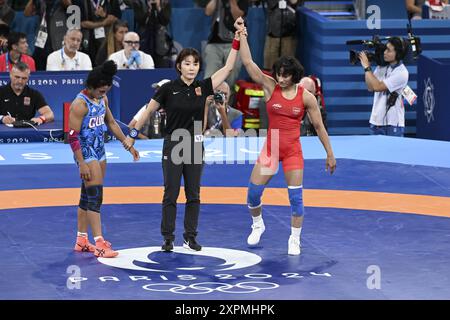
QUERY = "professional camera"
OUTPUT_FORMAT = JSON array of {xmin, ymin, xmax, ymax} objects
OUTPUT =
[
  {"xmin": 346, "ymin": 20, "xmax": 422, "ymax": 66},
  {"xmin": 347, "ymin": 36, "xmax": 388, "ymax": 66},
  {"xmin": 213, "ymin": 91, "xmax": 226, "ymax": 104}
]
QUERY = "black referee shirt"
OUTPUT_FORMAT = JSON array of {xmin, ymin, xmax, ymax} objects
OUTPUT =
[
  {"xmin": 153, "ymin": 77, "xmax": 214, "ymax": 136},
  {"xmin": 0, "ymin": 84, "xmax": 47, "ymax": 121}
]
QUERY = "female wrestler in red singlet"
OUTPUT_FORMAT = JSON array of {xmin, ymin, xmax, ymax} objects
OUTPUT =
[{"xmin": 237, "ymin": 22, "xmax": 337, "ymax": 255}]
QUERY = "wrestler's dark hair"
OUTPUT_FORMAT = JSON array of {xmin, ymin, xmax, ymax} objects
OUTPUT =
[
  {"xmin": 175, "ymin": 48, "xmax": 202, "ymax": 75},
  {"xmin": 272, "ymin": 56, "xmax": 304, "ymax": 84},
  {"xmin": 86, "ymin": 60, "xmax": 118, "ymax": 89}
]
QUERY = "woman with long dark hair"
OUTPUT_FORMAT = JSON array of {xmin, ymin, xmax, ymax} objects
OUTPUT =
[{"xmin": 238, "ymin": 20, "xmax": 336, "ymax": 256}]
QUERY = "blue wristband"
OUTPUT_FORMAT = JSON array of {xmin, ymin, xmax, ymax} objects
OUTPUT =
[{"xmin": 129, "ymin": 128, "xmax": 139, "ymax": 139}]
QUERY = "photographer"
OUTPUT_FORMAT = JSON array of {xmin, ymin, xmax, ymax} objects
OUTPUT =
[
  {"xmin": 263, "ymin": 0, "xmax": 302, "ymax": 70},
  {"xmin": 204, "ymin": 81, "xmax": 243, "ymax": 137},
  {"xmin": 359, "ymin": 37, "xmax": 409, "ymax": 137},
  {"xmin": 203, "ymin": 0, "xmax": 249, "ymax": 88},
  {"xmin": 131, "ymin": 0, "xmax": 172, "ymax": 68}
]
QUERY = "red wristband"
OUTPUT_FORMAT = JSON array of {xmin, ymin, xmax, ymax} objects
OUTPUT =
[
  {"xmin": 39, "ymin": 115, "xmax": 46, "ymax": 123},
  {"xmin": 232, "ymin": 38, "xmax": 240, "ymax": 51}
]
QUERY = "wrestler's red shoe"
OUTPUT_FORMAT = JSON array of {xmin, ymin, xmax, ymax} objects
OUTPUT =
[
  {"xmin": 94, "ymin": 238, "xmax": 119, "ymax": 258},
  {"xmin": 74, "ymin": 236, "xmax": 95, "ymax": 253}
]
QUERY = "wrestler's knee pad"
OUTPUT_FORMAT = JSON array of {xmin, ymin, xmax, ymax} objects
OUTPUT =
[
  {"xmin": 288, "ymin": 185, "xmax": 304, "ymax": 217},
  {"xmin": 79, "ymin": 182, "xmax": 88, "ymax": 211},
  {"xmin": 247, "ymin": 182, "xmax": 266, "ymax": 209},
  {"xmin": 86, "ymin": 185, "xmax": 103, "ymax": 213}
]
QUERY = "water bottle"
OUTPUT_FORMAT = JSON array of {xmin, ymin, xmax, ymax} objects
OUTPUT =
[{"xmin": 153, "ymin": 111, "xmax": 161, "ymax": 136}]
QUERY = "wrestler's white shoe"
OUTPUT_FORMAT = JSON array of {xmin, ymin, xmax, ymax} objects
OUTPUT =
[
  {"xmin": 247, "ymin": 219, "xmax": 265, "ymax": 246},
  {"xmin": 288, "ymin": 235, "xmax": 301, "ymax": 255}
]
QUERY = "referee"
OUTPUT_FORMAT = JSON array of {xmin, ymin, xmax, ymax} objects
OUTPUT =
[{"xmin": 125, "ymin": 17, "xmax": 244, "ymax": 252}]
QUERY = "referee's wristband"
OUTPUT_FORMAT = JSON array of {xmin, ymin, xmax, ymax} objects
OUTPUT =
[
  {"xmin": 128, "ymin": 128, "xmax": 140, "ymax": 139},
  {"xmin": 364, "ymin": 66, "xmax": 372, "ymax": 73}
]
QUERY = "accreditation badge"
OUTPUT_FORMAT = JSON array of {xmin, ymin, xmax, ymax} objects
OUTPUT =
[
  {"xmin": 24, "ymin": 97, "xmax": 31, "ymax": 106},
  {"xmin": 195, "ymin": 87, "xmax": 202, "ymax": 96},
  {"xmin": 401, "ymin": 85, "xmax": 417, "ymax": 106}
]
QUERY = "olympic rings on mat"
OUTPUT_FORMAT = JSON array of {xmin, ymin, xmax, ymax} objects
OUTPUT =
[{"xmin": 141, "ymin": 281, "xmax": 279, "ymax": 294}]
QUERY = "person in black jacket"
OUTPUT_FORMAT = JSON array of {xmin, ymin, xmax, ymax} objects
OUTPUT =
[
  {"xmin": 130, "ymin": 0, "xmax": 172, "ymax": 67},
  {"xmin": 125, "ymin": 18, "xmax": 246, "ymax": 253},
  {"xmin": 263, "ymin": 0, "xmax": 302, "ymax": 70}
]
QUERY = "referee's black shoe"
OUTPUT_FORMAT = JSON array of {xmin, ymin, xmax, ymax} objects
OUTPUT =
[
  {"xmin": 162, "ymin": 239, "xmax": 174, "ymax": 252},
  {"xmin": 183, "ymin": 237, "xmax": 202, "ymax": 251}
]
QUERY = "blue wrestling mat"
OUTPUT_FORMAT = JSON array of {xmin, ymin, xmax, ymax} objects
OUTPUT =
[{"xmin": 1, "ymin": 136, "xmax": 450, "ymax": 303}]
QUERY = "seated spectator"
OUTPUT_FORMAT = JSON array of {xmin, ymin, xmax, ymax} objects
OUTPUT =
[
  {"xmin": 0, "ymin": 23, "xmax": 8, "ymax": 55},
  {"xmin": 108, "ymin": 32, "xmax": 155, "ymax": 69},
  {"xmin": 0, "ymin": 62, "xmax": 54, "ymax": 125},
  {"xmin": 0, "ymin": 0, "xmax": 15, "ymax": 25},
  {"xmin": 204, "ymin": 81, "xmax": 243, "ymax": 137},
  {"xmin": 95, "ymin": 20, "xmax": 129, "ymax": 66},
  {"xmin": 406, "ymin": 0, "xmax": 449, "ymax": 19},
  {"xmin": 128, "ymin": 78, "xmax": 170, "ymax": 139},
  {"xmin": 0, "ymin": 32, "xmax": 36, "ymax": 72},
  {"xmin": 46, "ymin": 29, "xmax": 93, "ymax": 71}
]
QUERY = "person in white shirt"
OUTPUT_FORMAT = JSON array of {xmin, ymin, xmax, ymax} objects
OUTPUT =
[
  {"xmin": 108, "ymin": 32, "xmax": 155, "ymax": 70},
  {"xmin": 46, "ymin": 29, "xmax": 93, "ymax": 71},
  {"xmin": 359, "ymin": 37, "xmax": 409, "ymax": 137}
]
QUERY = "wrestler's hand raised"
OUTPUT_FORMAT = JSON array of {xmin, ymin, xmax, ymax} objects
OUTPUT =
[
  {"xmin": 234, "ymin": 16, "xmax": 245, "ymax": 32},
  {"xmin": 235, "ymin": 27, "xmax": 248, "ymax": 40}
]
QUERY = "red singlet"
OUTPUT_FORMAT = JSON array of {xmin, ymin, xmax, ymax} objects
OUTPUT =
[{"xmin": 258, "ymin": 84, "xmax": 305, "ymax": 172}]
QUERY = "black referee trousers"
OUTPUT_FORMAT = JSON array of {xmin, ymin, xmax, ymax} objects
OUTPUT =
[{"xmin": 161, "ymin": 137, "xmax": 204, "ymax": 241}]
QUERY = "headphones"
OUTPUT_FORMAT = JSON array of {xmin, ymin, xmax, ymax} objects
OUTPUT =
[{"xmin": 388, "ymin": 37, "xmax": 408, "ymax": 62}]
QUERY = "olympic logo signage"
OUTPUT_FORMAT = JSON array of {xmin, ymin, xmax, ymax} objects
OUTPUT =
[
  {"xmin": 423, "ymin": 77, "xmax": 435, "ymax": 124},
  {"xmin": 142, "ymin": 281, "xmax": 279, "ymax": 295},
  {"xmin": 97, "ymin": 246, "xmax": 262, "ymax": 272},
  {"xmin": 65, "ymin": 246, "xmax": 334, "ymax": 295}
]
